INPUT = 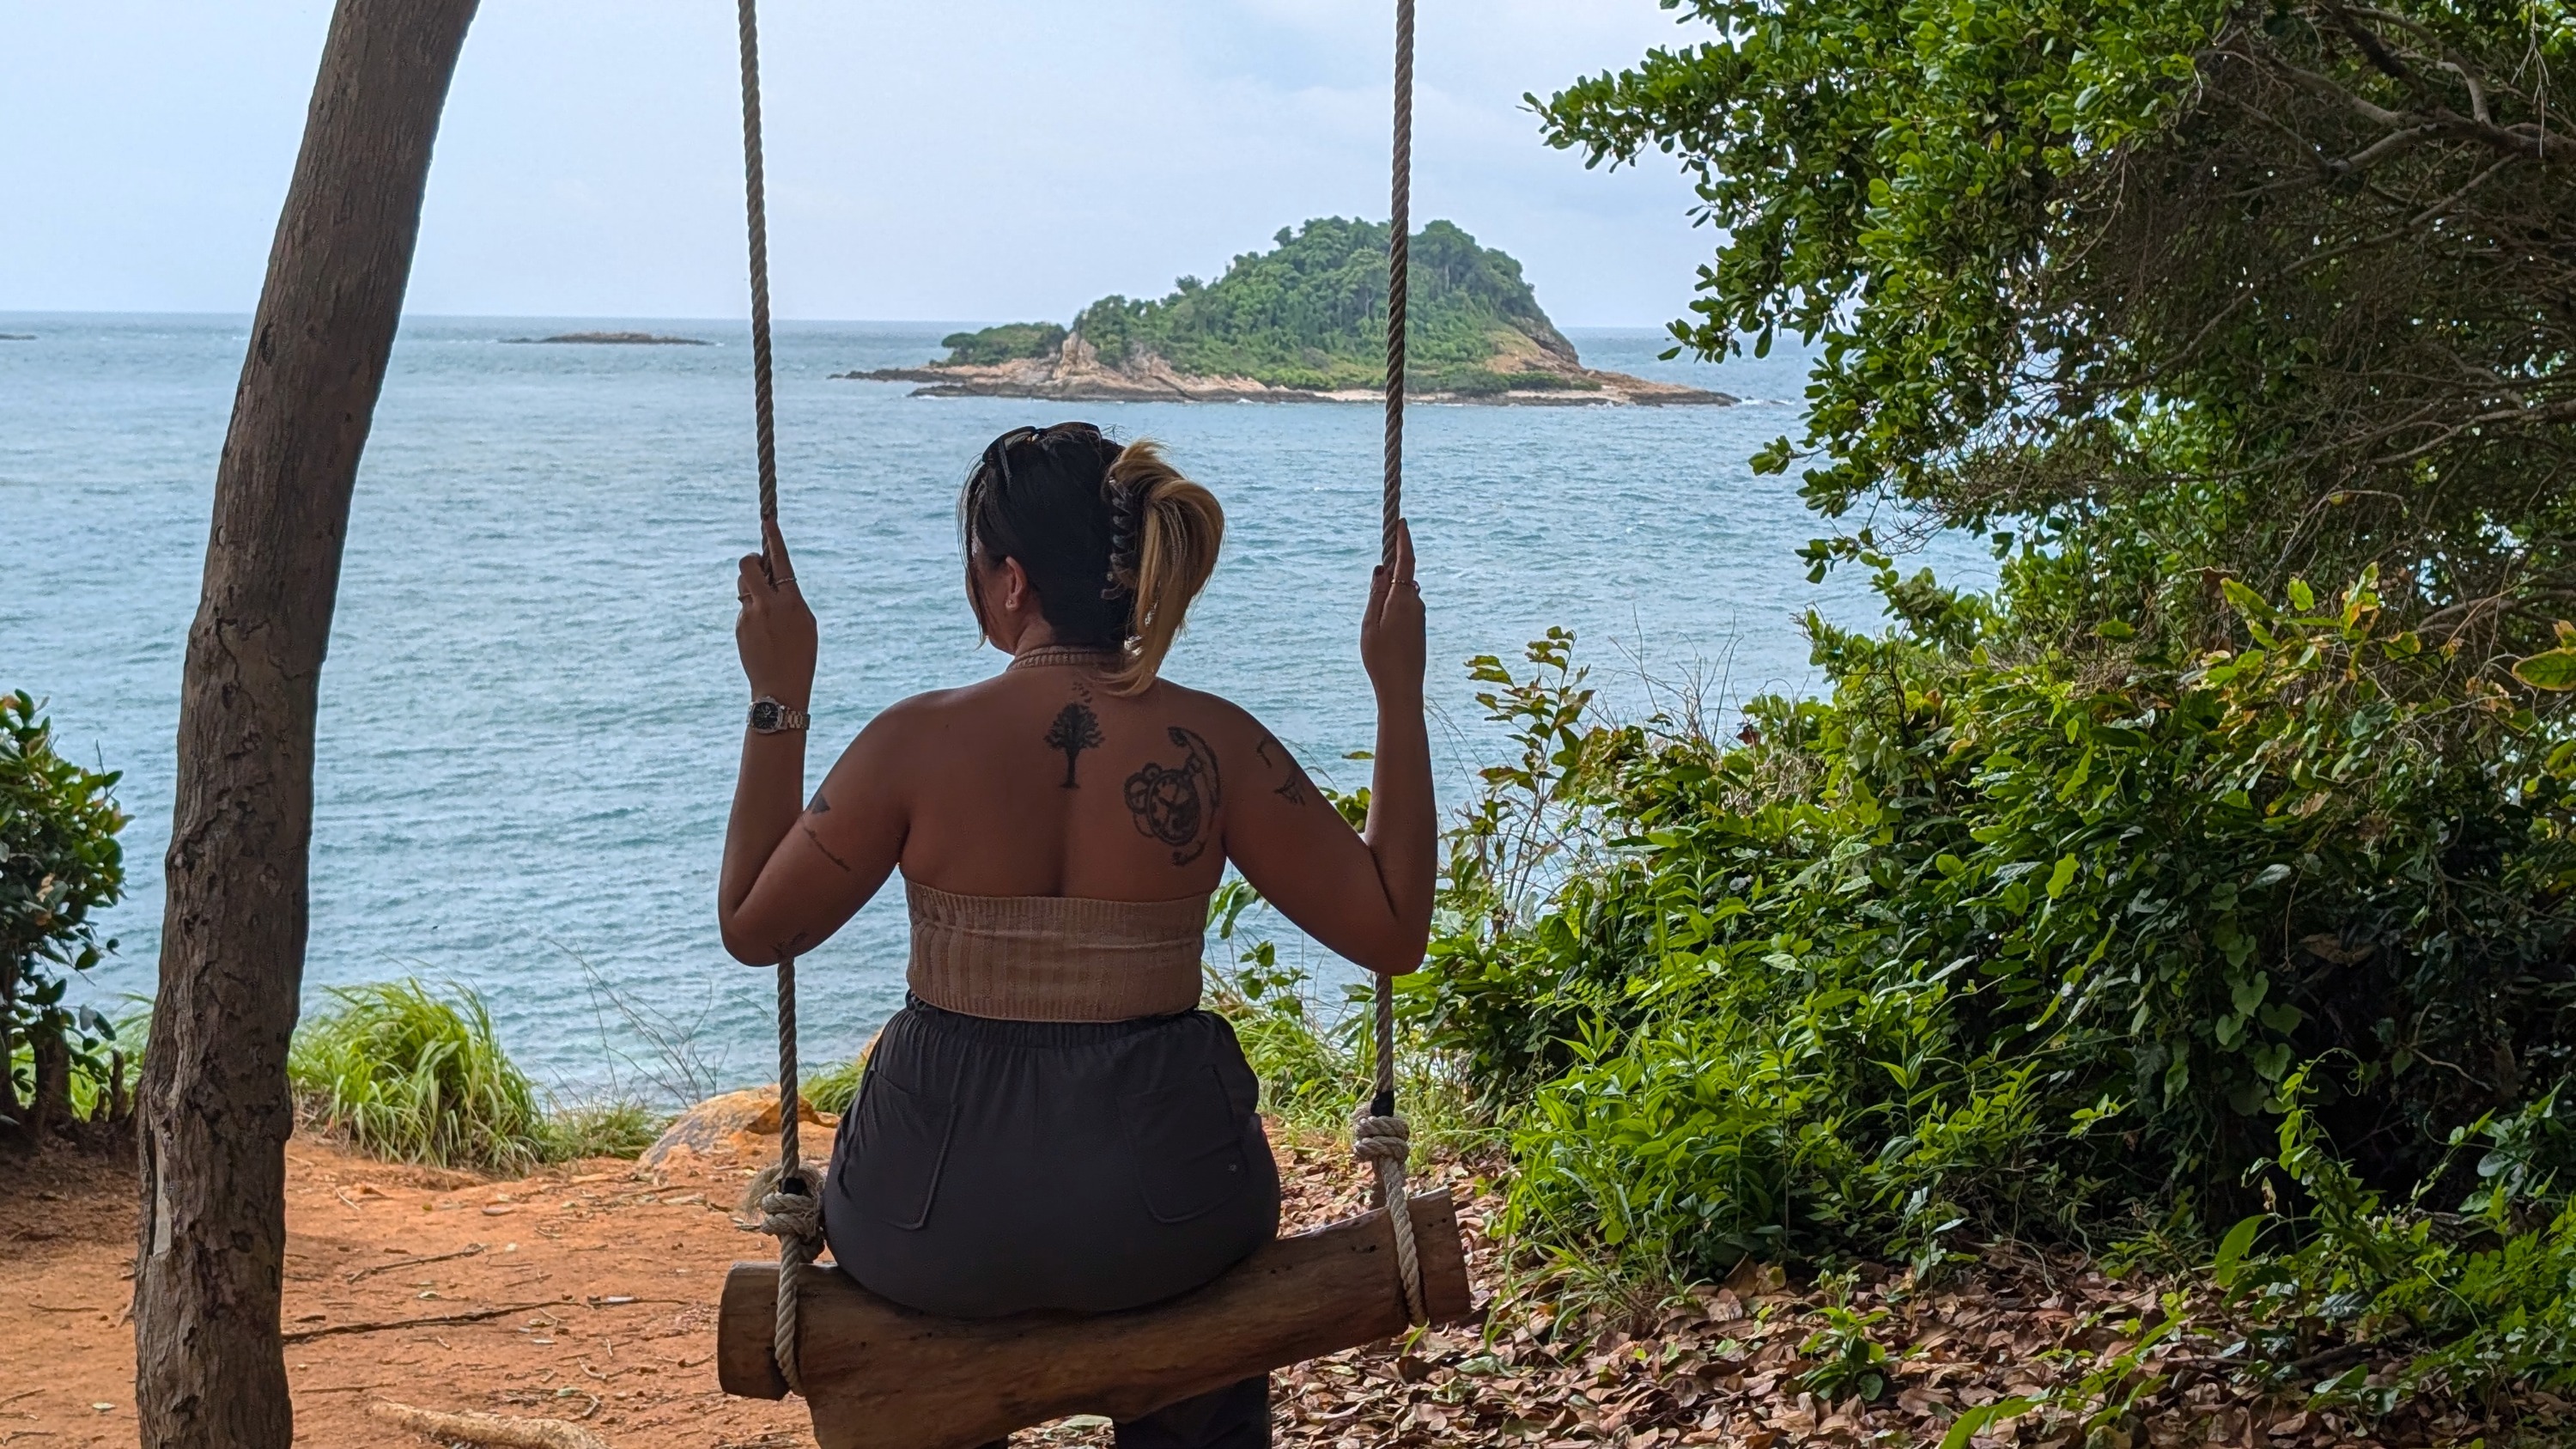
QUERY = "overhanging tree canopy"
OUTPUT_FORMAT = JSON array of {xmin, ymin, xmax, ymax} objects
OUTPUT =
[{"xmin": 1540, "ymin": 0, "xmax": 2574, "ymax": 655}]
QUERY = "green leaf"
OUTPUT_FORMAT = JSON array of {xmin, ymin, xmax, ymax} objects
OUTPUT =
[
  {"xmin": 2212, "ymin": 1215, "xmax": 2264, "ymax": 1288},
  {"xmin": 2512, "ymin": 649, "xmax": 2576, "ymax": 691},
  {"xmin": 1940, "ymin": 1397, "xmax": 2034, "ymax": 1449},
  {"xmin": 2045, "ymin": 854, "xmax": 2078, "ymax": 898}
]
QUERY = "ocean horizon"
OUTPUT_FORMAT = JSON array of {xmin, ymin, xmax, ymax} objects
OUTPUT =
[{"xmin": 1, "ymin": 312, "xmax": 1988, "ymax": 1099}]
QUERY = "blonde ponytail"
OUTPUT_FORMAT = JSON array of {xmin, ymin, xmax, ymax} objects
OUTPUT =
[{"xmin": 1103, "ymin": 440, "xmax": 1223, "ymax": 695}]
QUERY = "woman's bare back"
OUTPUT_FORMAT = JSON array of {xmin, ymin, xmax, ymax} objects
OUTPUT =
[
  {"xmin": 717, "ymin": 434, "xmax": 1431, "ymax": 981},
  {"xmin": 873, "ymin": 664, "xmax": 1253, "ymax": 898}
]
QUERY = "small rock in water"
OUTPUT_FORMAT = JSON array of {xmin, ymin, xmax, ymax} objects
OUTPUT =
[{"xmin": 501, "ymin": 331, "xmax": 711, "ymax": 346}]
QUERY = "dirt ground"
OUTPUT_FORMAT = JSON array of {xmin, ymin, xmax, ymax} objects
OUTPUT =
[
  {"xmin": 3, "ymin": 1133, "xmax": 824, "ymax": 1447},
  {"xmin": 9, "ymin": 1124, "xmax": 2549, "ymax": 1448},
  {"xmin": 0, "ymin": 1125, "xmax": 1462, "ymax": 1449}
]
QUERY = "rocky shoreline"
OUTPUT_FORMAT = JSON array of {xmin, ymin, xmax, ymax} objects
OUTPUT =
[{"xmin": 839, "ymin": 333, "xmax": 1732, "ymax": 407}]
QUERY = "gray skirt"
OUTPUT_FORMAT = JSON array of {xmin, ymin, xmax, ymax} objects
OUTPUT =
[{"xmin": 822, "ymin": 995, "xmax": 1281, "ymax": 1318}]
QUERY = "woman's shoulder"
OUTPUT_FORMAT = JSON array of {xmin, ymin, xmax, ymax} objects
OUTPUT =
[
  {"xmin": 852, "ymin": 684, "xmax": 977, "ymax": 738},
  {"xmin": 1129, "ymin": 677, "xmax": 1274, "ymax": 751}
]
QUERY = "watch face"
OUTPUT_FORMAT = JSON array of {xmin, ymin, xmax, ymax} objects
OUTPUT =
[{"xmin": 750, "ymin": 700, "xmax": 781, "ymax": 731}]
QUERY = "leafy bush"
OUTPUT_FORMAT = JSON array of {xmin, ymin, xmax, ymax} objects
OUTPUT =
[
  {"xmin": 1, "ymin": 691, "xmax": 126, "ymax": 1135},
  {"xmin": 2217, "ymin": 1070, "xmax": 2576, "ymax": 1406},
  {"xmin": 1415, "ymin": 590, "xmax": 2576, "ymax": 1292},
  {"xmin": 1539, "ymin": 0, "xmax": 2574, "ymax": 652}
]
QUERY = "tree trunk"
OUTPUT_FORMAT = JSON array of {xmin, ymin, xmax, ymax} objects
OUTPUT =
[
  {"xmin": 30, "ymin": 1028, "xmax": 70, "ymax": 1140},
  {"xmin": 133, "ymin": 4, "xmax": 477, "ymax": 1446},
  {"xmin": 0, "ymin": 960, "xmax": 20, "ymax": 1135}
]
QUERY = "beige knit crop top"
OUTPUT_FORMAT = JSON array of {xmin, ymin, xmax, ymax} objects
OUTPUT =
[{"xmin": 905, "ymin": 879, "xmax": 1210, "ymax": 1023}]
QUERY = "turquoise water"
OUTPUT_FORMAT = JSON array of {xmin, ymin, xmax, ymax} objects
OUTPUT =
[{"xmin": 0, "ymin": 314, "xmax": 1984, "ymax": 1098}]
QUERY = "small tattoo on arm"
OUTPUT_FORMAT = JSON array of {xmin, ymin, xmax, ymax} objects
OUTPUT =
[
  {"xmin": 1044, "ymin": 702, "xmax": 1105, "ymax": 788},
  {"xmin": 1255, "ymin": 736, "xmax": 1313, "ymax": 807},
  {"xmin": 1125, "ymin": 726, "xmax": 1223, "ymax": 865},
  {"xmin": 803, "ymin": 824, "xmax": 854, "ymax": 874}
]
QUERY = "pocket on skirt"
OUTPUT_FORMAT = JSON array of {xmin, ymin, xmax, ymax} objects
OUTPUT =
[
  {"xmin": 846, "ymin": 1058, "xmax": 956, "ymax": 1232},
  {"xmin": 1120, "ymin": 1062, "xmax": 1254, "ymax": 1225}
]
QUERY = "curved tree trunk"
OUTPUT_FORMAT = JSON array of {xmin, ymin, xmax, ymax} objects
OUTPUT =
[{"xmin": 134, "ymin": 3, "xmax": 477, "ymax": 1446}]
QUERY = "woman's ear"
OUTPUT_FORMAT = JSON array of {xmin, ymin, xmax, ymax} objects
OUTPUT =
[{"xmin": 999, "ymin": 556, "xmax": 1033, "ymax": 617}]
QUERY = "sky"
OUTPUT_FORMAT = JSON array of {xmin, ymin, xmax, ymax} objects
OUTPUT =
[{"xmin": 1, "ymin": 1, "xmax": 1722, "ymax": 327}]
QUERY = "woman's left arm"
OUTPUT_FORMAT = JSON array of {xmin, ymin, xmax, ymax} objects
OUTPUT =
[{"xmin": 718, "ymin": 519, "xmax": 902, "ymax": 964}]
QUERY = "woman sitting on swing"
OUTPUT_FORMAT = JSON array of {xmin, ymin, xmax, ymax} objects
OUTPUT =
[{"xmin": 717, "ymin": 422, "xmax": 1434, "ymax": 1449}]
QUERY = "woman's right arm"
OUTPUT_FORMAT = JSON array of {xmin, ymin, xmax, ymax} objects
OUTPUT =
[
  {"xmin": 716, "ymin": 520, "xmax": 910, "ymax": 965},
  {"xmin": 1221, "ymin": 522, "xmax": 1433, "ymax": 974}
]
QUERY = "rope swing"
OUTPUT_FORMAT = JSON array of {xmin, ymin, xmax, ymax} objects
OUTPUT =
[
  {"xmin": 735, "ymin": 0, "xmax": 1432, "ymax": 1404},
  {"xmin": 1357, "ymin": 0, "xmax": 1431, "ymax": 1330},
  {"xmin": 731, "ymin": 0, "xmax": 826, "ymax": 1401}
]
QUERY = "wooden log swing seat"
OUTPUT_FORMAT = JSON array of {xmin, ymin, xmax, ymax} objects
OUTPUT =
[
  {"xmin": 711, "ymin": 0, "xmax": 1467, "ymax": 1443},
  {"xmin": 717, "ymin": 1192, "xmax": 1473, "ymax": 1449}
]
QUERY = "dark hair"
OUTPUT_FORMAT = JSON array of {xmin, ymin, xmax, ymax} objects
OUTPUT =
[{"xmin": 960, "ymin": 423, "xmax": 1223, "ymax": 694}]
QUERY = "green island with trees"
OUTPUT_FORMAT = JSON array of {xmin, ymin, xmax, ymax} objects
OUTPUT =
[
  {"xmin": 848, "ymin": 217, "xmax": 1734, "ymax": 405},
  {"xmin": 13, "ymin": 0, "xmax": 2574, "ymax": 1443}
]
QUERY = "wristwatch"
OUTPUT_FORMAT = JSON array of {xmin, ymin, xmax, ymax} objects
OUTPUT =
[{"xmin": 747, "ymin": 696, "xmax": 809, "ymax": 734}]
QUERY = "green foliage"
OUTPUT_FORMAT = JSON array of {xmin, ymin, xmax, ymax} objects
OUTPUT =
[
  {"xmin": 290, "ymin": 980, "xmax": 546, "ymax": 1171},
  {"xmin": 2218, "ymin": 1072, "xmax": 2576, "ymax": 1404},
  {"xmin": 1417, "ymin": 600, "xmax": 2576, "ymax": 1294},
  {"xmin": 0, "ymin": 691, "xmax": 126, "ymax": 1129},
  {"xmin": 1202, "ymin": 879, "xmax": 1485, "ymax": 1152},
  {"xmin": 289, "ymin": 979, "xmax": 657, "ymax": 1172},
  {"xmin": 939, "ymin": 321, "xmax": 1066, "ymax": 367},
  {"xmin": 1798, "ymin": 1282, "xmax": 1898, "ymax": 1403},
  {"xmin": 1072, "ymin": 218, "xmax": 1594, "ymax": 395},
  {"xmin": 534, "ymin": 1100, "xmax": 665, "ymax": 1162},
  {"xmin": 1539, "ymin": 0, "xmax": 2576, "ymax": 651},
  {"xmin": 802, "ymin": 1050, "xmax": 873, "ymax": 1117}
]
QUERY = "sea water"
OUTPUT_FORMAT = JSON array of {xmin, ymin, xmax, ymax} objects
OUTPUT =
[{"xmin": 0, "ymin": 315, "xmax": 1987, "ymax": 1098}]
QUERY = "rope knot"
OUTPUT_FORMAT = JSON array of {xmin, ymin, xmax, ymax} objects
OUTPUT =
[
  {"xmin": 1352, "ymin": 1112, "xmax": 1413, "ymax": 1166},
  {"xmin": 741, "ymin": 1161, "xmax": 825, "ymax": 1251}
]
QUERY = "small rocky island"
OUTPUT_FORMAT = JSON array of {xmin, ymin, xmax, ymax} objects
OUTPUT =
[
  {"xmin": 839, "ymin": 219, "xmax": 1732, "ymax": 407},
  {"xmin": 0, "ymin": 333, "xmax": 33, "ymax": 342},
  {"xmin": 503, "ymin": 331, "xmax": 711, "ymax": 346}
]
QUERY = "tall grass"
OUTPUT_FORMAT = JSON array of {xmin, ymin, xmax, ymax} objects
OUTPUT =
[
  {"xmin": 289, "ymin": 979, "xmax": 662, "ymax": 1172},
  {"xmin": 289, "ymin": 981, "xmax": 545, "ymax": 1171},
  {"xmin": 803, "ymin": 1055, "xmax": 868, "ymax": 1117}
]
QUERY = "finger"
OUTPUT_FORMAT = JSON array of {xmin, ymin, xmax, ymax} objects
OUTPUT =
[
  {"xmin": 1394, "ymin": 519, "xmax": 1417, "ymax": 586},
  {"xmin": 1366, "ymin": 561, "xmax": 1392, "ymax": 623},
  {"xmin": 762, "ymin": 514, "xmax": 796, "ymax": 586}
]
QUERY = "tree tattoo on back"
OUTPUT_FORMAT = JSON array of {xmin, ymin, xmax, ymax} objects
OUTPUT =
[
  {"xmin": 1043, "ymin": 703, "xmax": 1104, "ymax": 788},
  {"xmin": 1125, "ymin": 727, "xmax": 1222, "ymax": 865}
]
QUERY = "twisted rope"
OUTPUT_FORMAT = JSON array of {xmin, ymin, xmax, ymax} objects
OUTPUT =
[
  {"xmin": 1361, "ymin": 0, "xmax": 1429, "ymax": 1330},
  {"xmin": 736, "ymin": 0, "xmax": 817, "ymax": 1397},
  {"xmin": 1382, "ymin": 0, "xmax": 1414, "ymax": 569},
  {"xmin": 739, "ymin": 0, "xmax": 780, "ymax": 525}
]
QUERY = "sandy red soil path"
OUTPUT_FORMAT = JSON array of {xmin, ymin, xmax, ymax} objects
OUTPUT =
[{"xmin": 3, "ymin": 1136, "xmax": 812, "ymax": 1449}]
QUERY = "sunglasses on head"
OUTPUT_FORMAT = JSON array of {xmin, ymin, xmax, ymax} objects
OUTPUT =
[{"xmin": 981, "ymin": 423, "xmax": 1105, "ymax": 488}]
